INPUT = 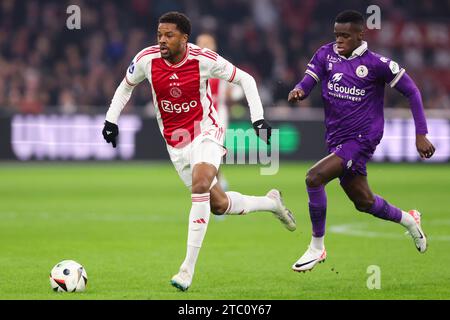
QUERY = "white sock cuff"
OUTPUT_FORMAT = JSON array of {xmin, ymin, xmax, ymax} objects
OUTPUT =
[
  {"xmin": 191, "ymin": 193, "xmax": 210, "ymax": 203},
  {"xmin": 310, "ymin": 235, "xmax": 325, "ymax": 250}
]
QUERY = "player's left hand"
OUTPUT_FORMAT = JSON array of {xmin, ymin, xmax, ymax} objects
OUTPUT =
[
  {"xmin": 102, "ymin": 120, "xmax": 119, "ymax": 148},
  {"xmin": 288, "ymin": 88, "xmax": 305, "ymax": 103},
  {"xmin": 253, "ymin": 119, "xmax": 272, "ymax": 145},
  {"xmin": 416, "ymin": 134, "xmax": 435, "ymax": 159}
]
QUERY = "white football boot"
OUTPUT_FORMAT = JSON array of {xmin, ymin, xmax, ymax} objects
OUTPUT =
[
  {"xmin": 266, "ymin": 189, "xmax": 296, "ymax": 231},
  {"xmin": 292, "ymin": 246, "xmax": 327, "ymax": 272},
  {"xmin": 170, "ymin": 267, "xmax": 193, "ymax": 291},
  {"xmin": 405, "ymin": 210, "xmax": 427, "ymax": 253}
]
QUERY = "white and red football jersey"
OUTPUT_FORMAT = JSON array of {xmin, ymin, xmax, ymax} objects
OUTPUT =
[{"xmin": 125, "ymin": 43, "xmax": 237, "ymax": 148}]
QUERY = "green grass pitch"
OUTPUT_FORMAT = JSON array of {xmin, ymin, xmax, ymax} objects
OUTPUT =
[{"xmin": 0, "ymin": 162, "xmax": 449, "ymax": 300}]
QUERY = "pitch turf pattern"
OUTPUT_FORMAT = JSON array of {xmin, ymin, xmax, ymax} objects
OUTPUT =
[{"xmin": 0, "ymin": 162, "xmax": 449, "ymax": 299}]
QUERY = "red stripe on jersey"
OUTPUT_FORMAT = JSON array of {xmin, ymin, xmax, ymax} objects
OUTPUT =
[
  {"xmin": 217, "ymin": 127, "xmax": 224, "ymax": 141},
  {"xmin": 206, "ymin": 82, "xmax": 218, "ymax": 128},
  {"xmin": 208, "ymin": 78, "xmax": 220, "ymax": 111},
  {"xmin": 189, "ymin": 52, "xmax": 217, "ymax": 61},
  {"xmin": 215, "ymin": 127, "xmax": 220, "ymax": 140},
  {"xmin": 199, "ymin": 48, "xmax": 218, "ymax": 58},
  {"xmin": 136, "ymin": 49, "xmax": 160, "ymax": 62},
  {"xmin": 189, "ymin": 48, "xmax": 218, "ymax": 60},
  {"xmin": 191, "ymin": 48, "xmax": 217, "ymax": 58},
  {"xmin": 228, "ymin": 66, "xmax": 237, "ymax": 82},
  {"xmin": 203, "ymin": 51, "xmax": 218, "ymax": 60}
]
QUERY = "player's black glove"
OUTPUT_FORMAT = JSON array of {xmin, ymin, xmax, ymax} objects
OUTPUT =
[
  {"xmin": 102, "ymin": 120, "xmax": 119, "ymax": 148},
  {"xmin": 252, "ymin": 119, "xmax": 272, "ymax": 145}
]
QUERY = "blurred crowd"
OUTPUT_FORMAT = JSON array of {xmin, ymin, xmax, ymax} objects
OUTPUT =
[{"xmin": 0, "ymin": 0, "xmax": 449, "ymax": 116}]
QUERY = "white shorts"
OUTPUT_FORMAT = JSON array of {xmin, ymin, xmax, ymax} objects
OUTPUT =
[{"xmin": 167, "ymin": 127, "xmax": 226, "ymax": 189}]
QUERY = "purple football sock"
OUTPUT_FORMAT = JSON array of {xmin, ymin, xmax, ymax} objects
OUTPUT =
[
  {"xmin": 307, "ymin": 185, "xmax": 327, "ymax": 237},
  {"xmin": 366, "ymin": 195, "xmax": 402, "ymax": 222}
]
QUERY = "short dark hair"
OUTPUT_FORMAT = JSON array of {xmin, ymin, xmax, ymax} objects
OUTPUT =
[
  {"xmin": 335, "ymin": 10, "xmax": 365, "ymax": 27},
  {"xmin": 159, "ymin": 11, "xmax": 191, "ymax": 36}
]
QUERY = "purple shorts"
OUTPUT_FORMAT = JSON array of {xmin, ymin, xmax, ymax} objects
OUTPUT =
[{"xmin": 329, "ymin": 140, "xmax": 376, "ymax": 178}]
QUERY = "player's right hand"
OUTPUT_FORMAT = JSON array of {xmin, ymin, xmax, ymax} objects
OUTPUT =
[
  {"xmin": 102, "ymin": 120, "xmax": 119, "ymax": 148},
  {"xmin": 288, "ymin": 88, "xmax": 305, "ymax": 103}
]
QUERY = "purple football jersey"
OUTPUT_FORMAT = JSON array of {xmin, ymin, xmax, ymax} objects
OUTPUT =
[{"xmin": 306, "ymin": 41, "xmax": 406, "ymax": 148}]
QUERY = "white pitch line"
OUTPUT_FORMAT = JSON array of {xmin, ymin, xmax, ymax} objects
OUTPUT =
[{"xmin": 328, "ymin": 223, "xmax": 450, "ymax": 242}]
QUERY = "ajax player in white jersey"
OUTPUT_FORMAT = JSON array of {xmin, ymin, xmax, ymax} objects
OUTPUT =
[{"xmin": 102, "ymin": 12, "xmax": 296, "ymax": 291}]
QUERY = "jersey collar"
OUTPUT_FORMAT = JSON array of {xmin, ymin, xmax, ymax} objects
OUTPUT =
[
  {"xmin": 333, "ymin": 41, "xmax": 368, "ymax": 60},
  {"xmin": 163, "ymin": 44, "xmax": 190, "ymax": 68}
]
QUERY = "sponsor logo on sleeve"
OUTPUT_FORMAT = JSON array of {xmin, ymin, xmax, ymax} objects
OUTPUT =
[
  {"xmin": 128, "ymin": 61, "xmax": 135, "ymax": 74},
  {"xmin": 389, "ymin": 61, "xmax": 400, "ymax": 74}
]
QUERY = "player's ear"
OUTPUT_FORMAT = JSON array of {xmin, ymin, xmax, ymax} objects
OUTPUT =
[
  {"xmin": 182, "ymin": 33, "xmax": 188, "ymax": 45},
  {"xmin": 357, "ymin": 29, "xmax": 364, "ymax": 41}
]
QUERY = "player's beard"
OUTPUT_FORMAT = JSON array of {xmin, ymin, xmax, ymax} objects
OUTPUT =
[{"xmin": 160, "ymin": 46, "xmax": 171, "ymax": 59}]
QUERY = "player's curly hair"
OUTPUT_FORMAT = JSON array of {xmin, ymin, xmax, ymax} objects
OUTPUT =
[
  {"xmin": 159, "ymin": 11, "xmax": 191, "ymax": 36},
  {"xmin": 335, "ymin": 10, "xmax": 365, "ymax": 26}
]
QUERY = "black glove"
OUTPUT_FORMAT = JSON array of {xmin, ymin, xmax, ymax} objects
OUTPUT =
[
  {"xmin": 102, "ymin": 120, "xmax": 119, "ymax": 148},
  {"xmin": 252, "ymin": 119, "xmax": 272, "ymax": 145}
]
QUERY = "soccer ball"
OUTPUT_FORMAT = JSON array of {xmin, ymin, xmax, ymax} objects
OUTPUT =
[{"xmin": 49, "ymin": 260, "xmax": 88, "ymax": 292}]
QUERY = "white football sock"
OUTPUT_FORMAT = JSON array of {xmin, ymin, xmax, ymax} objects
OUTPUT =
[
  {"xmin": 310, "ymin": 236, "xmax": 325, "ymax": 250},
  {"xmin": 399, "ymin": 210, "xmax": 416, "ymax": 229},
  {"xmin": 181, "ymin": 193, "xmax": 210, "ymax": 274},
  {"xmin": 224, "ymin": 191, "xmax": 277, "ymax": 215}
]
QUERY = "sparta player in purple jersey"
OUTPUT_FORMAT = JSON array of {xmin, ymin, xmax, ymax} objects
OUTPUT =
[{"xmin": 288, "ymin": 10, "xmax": 436, "ymax": 272}]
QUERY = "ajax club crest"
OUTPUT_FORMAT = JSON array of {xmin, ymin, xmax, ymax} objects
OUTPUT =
[{"xmin": 170, "ymin": 87, "xmax": 182, "ymax": 98}]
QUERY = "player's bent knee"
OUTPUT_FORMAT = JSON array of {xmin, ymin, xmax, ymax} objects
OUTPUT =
[
  {"xmin": 191, "ymin": 179, "xmax": 212, "ymax": 194},
  {"xmin": 211, "ymin": 201, "xmax": 227, "ymax": 215},
  {"xmin": 305, "ymin": 170, "xmax": 324, "ymax": 188}
]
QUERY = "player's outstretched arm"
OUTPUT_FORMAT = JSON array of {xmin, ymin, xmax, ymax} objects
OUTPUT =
[
  {"xmin": 208, "ymin": 53, "xmax": 272, "ymax": 144},
  {"xmin": 288, "ymin": 88, "xmax": 305, "ymax": 102},
  {"xmin": 288, "ymin": 74, "xmax": 317, "ymax": 103},
  {"xmin": 102, "ymin": 78, "xmax": 136, "ymax": 148},
  {"xmin": 103, "ymin": 48, "xmax": 147, "ymax": 148},
  {"xmin": 232, "ymin": 68, "xmax": 272, "ymax": 144},
  {"xmin": 393, "ymin": 72, "xmax": 436, "ymax": 159}
]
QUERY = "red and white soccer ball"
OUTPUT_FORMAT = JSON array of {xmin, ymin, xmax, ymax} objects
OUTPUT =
[{"xmin": 49, "ymin": 260, "xmax": 88, "ymax": 292}]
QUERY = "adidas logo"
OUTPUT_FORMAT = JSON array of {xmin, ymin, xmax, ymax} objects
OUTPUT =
[
  {"xmin": 169, "ymin": 73, "xmax": 179, "ymax": 80},
  {"xmin": 193, "ymin": 218, "xmax": 207, "ymax": 224}
]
